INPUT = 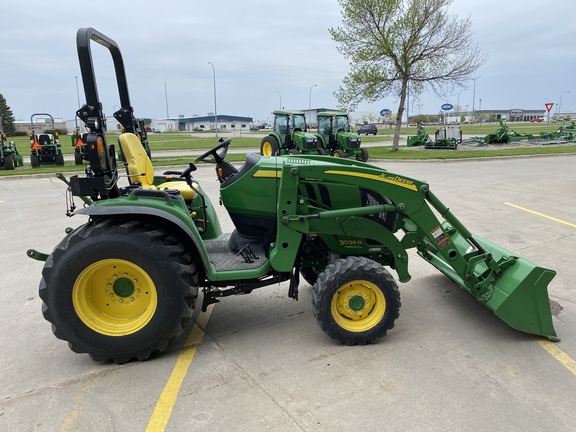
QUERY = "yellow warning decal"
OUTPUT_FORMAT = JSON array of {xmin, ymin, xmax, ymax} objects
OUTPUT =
[
  {"xmin": 324, "ymin": 170, "xmax": 418, "ymax": 191},
  {"xmin": 252, "ymin": 170, "xmax": 282, "ymax": 178},
  {"xmin": 431, "ymin": 226, "xmax": 451, "ymax": 248}
]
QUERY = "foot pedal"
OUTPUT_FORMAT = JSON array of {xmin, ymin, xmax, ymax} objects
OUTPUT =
[{"xmin": 236, "ymin": 244, "xmax": 259, "ymax": 263}]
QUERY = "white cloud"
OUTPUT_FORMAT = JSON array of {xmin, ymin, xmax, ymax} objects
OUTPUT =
[{"xmin": 1, "ymin": 0, "xmax": 575, "ymax": 123}]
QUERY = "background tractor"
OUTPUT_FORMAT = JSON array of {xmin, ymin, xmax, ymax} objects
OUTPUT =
[
  {"xmin": 315, "ymin": 111, "xmax": 368, "ymax": 161},
  {"xmin": 1, "ymin": 117, "xmax": 23, "ymax": 169},
  {"xmin": 28, "ymin": 28, "xmax": 558, "ymax": 364},
  {"xmin": 260, "ymin": 110, "xmax": 325, "ymax": 156},
  {"xmin": 71, "ymin": 127, "xmax": 88, "ymax": 165},
  {"xmin": 29, "ymin": 113, "xmax": 64, "ymax": 168}
]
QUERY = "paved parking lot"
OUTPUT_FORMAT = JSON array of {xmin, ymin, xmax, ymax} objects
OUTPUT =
[{"xmin": 1, "ymin": 154, "xmax": 575, "ymax": 431}]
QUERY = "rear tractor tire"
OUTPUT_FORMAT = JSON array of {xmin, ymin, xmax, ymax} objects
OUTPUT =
[
  {"xmin": 30, "ymin": 153, "xmax": 40, "ymax": 168},
  {"xmin": 39, "ymin": 217, "xmax": 198, "ymax": 363},
  {"xmin": 260, "ymin": 136, "xmax": 280, "ymax": 156},
  {"xmin": 312, "ymin": 256, "xmax": 400, "ymax": 345},
  {"xmin": 3, "ymin": 154, "xmax": 14, "ymax": 170}
]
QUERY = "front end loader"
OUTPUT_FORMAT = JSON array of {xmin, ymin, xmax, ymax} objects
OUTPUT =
[{"xmin": 28, "ymin": 28, "xmax": 558, "ymax": 364}]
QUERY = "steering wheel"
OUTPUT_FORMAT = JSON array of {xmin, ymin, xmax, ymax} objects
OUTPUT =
[{"xmin": 195, "ymin": 138, "xmax": 232, "ymax": 164}]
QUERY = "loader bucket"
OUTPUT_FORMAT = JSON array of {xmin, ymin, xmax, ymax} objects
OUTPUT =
[
  {"xmin": 422, "ymin": 225, "xmax": 558, "ymax": 340},
  {"xmin": 475, "ymin": 236, "xmax": 558, "ymax": 341}
]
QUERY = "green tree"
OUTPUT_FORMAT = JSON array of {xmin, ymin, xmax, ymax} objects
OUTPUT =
[
  {"xmin": 330, "ymin": 0, "xmax": 486, "ymax": 150},
  {"xmin": 0, "ymin": 94, "xmax": 16, "ymax": 135},
  {"xmin": 411, "ymin": 114, "xmax": 428, "ymax": 124}
]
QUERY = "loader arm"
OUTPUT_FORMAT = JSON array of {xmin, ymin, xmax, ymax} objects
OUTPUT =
[{"xmin": 269, "ymin": 157, "xmax": 557, "ymax": 340}]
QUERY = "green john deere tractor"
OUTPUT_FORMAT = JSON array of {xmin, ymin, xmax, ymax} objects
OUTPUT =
[
  {"xmin": 29, "ymin": 113, "xmax": 65, "ymax": 168},
  {"xmin": 71, "ymin": 127, "xmax": 88, "ymax": 165},
  {"xmin": 1, "ymin": 119, "xmax": 23, "ymax": 169},
  {"xmin": 315, "ymin": 111, "xmax": 368, "ymax": 161},
  {"xmin": 28, "ymin": 28, "xmax": 558, "ymax": 364},
  {"xmin": 260, "ymin": 110, "xmax": 325, "ymax": 156}
]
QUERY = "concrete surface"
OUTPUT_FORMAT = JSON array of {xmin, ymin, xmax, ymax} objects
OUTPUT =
[{"xmin": 1, "ymin": 155, "xmax": 575, "ymax": 431}]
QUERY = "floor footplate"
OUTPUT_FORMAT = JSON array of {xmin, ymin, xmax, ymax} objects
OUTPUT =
[{"xmin": 204, "ymin": 234, "xmax": 268, "ymax": 272}]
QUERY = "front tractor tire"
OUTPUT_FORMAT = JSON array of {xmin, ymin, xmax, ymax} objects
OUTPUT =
[
  {"xmin": 356, "ymin": 148, "xmax": 369, "ymax": 162},
  {"xmin": 39, "ymin": 217, "xmax": 198, "ymax": 363},
  {"xmin": 332, "ymin": 149, "xmax": 345, "ymax": 158},
  {"xmin": 260, "ymin": 136, "xmax": 280, "ymax": 156},
  {"xmin": 312, "ymin": 257, "xmax": 400, "ymax": 345}
]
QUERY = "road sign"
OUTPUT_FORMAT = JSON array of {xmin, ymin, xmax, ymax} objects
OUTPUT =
[
  {"xmin": 380, "ymin": 109, "xmax": 391, "ymax": 116},
  {"xmin": 545, "ymin": 103, "xmax": 554, "ymax": 112},
  {"xmin": 441, "ymin": 103, "xmax": 453, "ymax": 111}
]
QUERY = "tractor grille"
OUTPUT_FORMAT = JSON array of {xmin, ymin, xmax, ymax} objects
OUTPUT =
[
  {"xmin": 302, "ymin": 138, "xmax": 317, "ymax": 150},
  {"xmin": 361, "ymin": 189, "xmax": 397, "ymax": 233},
  {"xmin": 347, "ymin": 138, "xmax": 361, "ymax": 149}
]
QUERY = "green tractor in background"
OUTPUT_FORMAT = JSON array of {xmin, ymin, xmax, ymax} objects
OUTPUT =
[
  {"xmin": 71, "ymin": 127, "xmax": 88, "ymax": 165},
  {"xmin": 28, "ymin": 28, "xmax": 559, "ymax": 364},
  {"xmin": 315, "ymin": 111, "xmax": 368, "ymax": 161},
  {"xmin": 260, "ymin": 110, "xmax": 325, "ymax": 156},
  {"xmin": 1, "ymin": 117, "xmax": 23, "ymax": 169},
  {"xmin": 29, "ymin": 113, "xmax": 65, "ymax": 168}
]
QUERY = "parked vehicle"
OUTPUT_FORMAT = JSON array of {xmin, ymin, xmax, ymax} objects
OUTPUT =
[
  {"xmin": 29, "ymin": 113, "xmax": 64, "ymax": 168},
  {"xmin": 314, "ymin": 111, "xmax": 368, "ymax": 161},
  {"xmin": 0, "ymin": 125, "xmax": 23, "ymax": 169},
  {"xmin": 260, "ymin": 110, "xmax": 325, "ymax": 156},
  {"xmin": 357, "ymin": 124, "xmax": 378, "ymax": 135}
]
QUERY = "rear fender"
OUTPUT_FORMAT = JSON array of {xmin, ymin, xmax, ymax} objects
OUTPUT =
[{"xmin": 74, "ymin": 203, "xmax": 214, "ymax": 276}]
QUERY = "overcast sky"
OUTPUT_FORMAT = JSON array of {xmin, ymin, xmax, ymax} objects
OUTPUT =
[{"xmin": 1, "ymin": 0, "xmax": 575, "ymax": 124}]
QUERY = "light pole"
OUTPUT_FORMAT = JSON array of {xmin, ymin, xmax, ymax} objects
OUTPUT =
[
  {"xmin": 558, "ymin": 91, "xmax": 570, "ymax": 119},
  {"xmin": 275, "ymin": 92, "xmax": 282, "ymax": 110},
  {"xmin": 471, "ymin": 77, "xmax": 478, "ymax": 124},
  {"xmin": 309, "ymin": 84, "xmax": 317, "ymax": 129},
  {"xmin": 456, "ymin": 89, "xmax": 465, "ymax": 118},
  {"xmin": 208, "ymin": 62, "xmax": 218, "ymax": 136},
  {"xmin": 75, "ymin": 75, "xmax": 81, "ymax": 109},
  {"xmin": 164, "ymin": 77, "xmax": 170, "ymax": 119}
]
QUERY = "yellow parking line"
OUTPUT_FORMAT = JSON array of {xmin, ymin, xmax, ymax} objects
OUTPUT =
[
  {"xmin": 535, "ymin": 338, "xmax": 576, "ymax": 376},
  {"xmin": 146, "ymin": 305, "xmax": 214, "ymax": 432},
  {"xmin": 504, "ymin": 202, "xmax": 576, "ymax": 228},
  {"xmin": 506, "ymin": 202, "xmax": 576, "ymax": 375}
]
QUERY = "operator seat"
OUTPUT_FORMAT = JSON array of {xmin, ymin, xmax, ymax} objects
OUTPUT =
[
  {"xmin": 38, "ymin": 134, "xmax": 51, "ymax": 146},
  {"xmin": 117, "ymin": 133, "xmax": 198, "ymax": 200}
]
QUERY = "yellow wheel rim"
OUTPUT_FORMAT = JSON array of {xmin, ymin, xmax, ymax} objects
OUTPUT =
[
  {"xmin": 262, "ymin": 142, "xmax": 273, "ymax": 156},
  {"xmin": 333, "ymin": 151, "xmax": 340, "ymax": 157},
  {"xmin": 73, "ymin": 259, "xmax": 157, "ymax": 336},
  {"xmin": 331, "ymin": 280, "xmax": 385, "ymax": 332}
]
